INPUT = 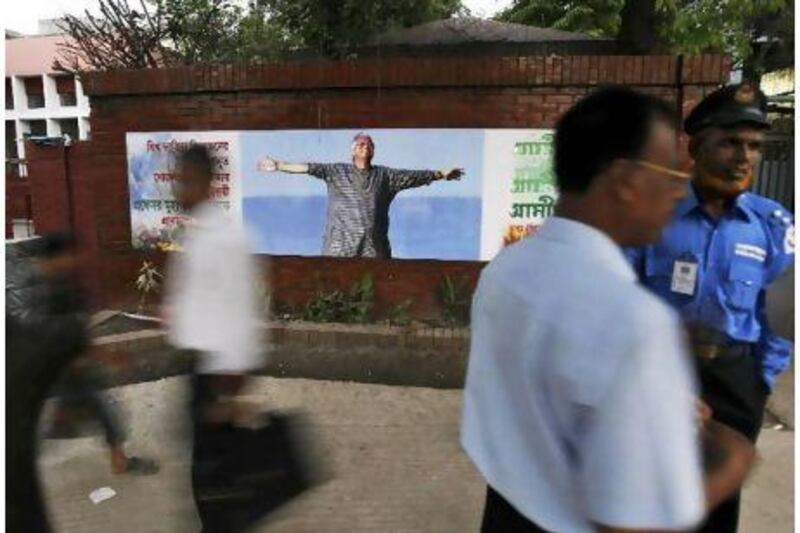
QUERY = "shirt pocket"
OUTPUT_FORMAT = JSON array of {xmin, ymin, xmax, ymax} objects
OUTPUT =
[{"xmin": 725, "ymin": 261, "xmax": 763, "ymax": 311}]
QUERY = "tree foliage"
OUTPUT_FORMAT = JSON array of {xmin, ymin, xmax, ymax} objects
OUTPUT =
[
  {"xmin": 55, "ymin": 0, "xmax": 465, "ymax": 72},
  {"xmin": 55, "ymin": 0, "xmax": 281, "ymax": 71},
  {"xmin": 256, "ymin": 0, "xmax": 466, "ymax": 57},
  {"xmin": 496, "ymin": 0, "xmax": 791, "ymax": 73},
  {"xmin": 496, "ymin": 0, "xmax": 623, "ymax": 38},
  {"xmin": 659, "ymin": 0, "xmax": 788, "ymax": 62}
]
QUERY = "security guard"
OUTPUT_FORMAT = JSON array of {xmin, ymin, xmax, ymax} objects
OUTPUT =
[{"xmin": 627, "ymin": 83, "xmax": 794, "ymax": 532}]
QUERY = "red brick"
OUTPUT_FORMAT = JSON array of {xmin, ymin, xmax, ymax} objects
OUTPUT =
[
  {"xmin": 639, "ymin": 56, "xmax": 650, "ymax": 85},
  {"xmin": 562, "ymin": 56, "xmax": 574, "ymax": 85},
  {"xmin": 533, "ymin": 56, "xmax": 545, "ymax": 85},
  {"xmin": 681, "ymin": 56, "xmax": 696, "ymax": 83},
  {"xmin": 54, "ymin": 54, "xmax": 729, "ymax": 312},
  {"xmin": 576, "ymin": 56, "xmax": 589, "ymax": 84}
]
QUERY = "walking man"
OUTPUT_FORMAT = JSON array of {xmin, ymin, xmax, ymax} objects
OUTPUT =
[
  {"xmin": 462, "ymin": 86, "xmax": 755, "ymax": 532},
  {"xmin": 164, "ymin": 144, "xmax": 264, "ymax": 531}
]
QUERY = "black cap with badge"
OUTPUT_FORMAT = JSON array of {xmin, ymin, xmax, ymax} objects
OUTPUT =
[{"xmin": 684, "ymin": 83, "xmax": 770, "ymax": 135}]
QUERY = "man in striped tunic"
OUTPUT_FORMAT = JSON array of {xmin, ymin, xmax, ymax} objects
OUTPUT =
[{"xmin": 257, "ymin": 132, "xmax": 463, "ymax": 258}]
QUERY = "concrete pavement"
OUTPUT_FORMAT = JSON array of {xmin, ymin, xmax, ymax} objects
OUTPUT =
[{"xmin": 38, "ymin": 377, "xmax": 792, "ymax": 532}]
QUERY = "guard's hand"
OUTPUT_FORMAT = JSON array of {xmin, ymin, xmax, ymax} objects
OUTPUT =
[
  {"xmin": 257, "ymin": 157, "xmax": 278, "ymax": 172},
  {"xmin": 441, "ymin": 168, "xmax": 464, "ymax": 181}
]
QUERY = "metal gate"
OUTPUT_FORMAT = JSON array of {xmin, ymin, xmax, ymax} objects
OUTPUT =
[{"xmin": 752, "ymin": 134, "xmax": 794, "ymax": 212}]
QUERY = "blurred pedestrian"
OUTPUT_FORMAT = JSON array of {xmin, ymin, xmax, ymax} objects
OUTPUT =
[
  {"xmin": 164, "ymin": 144, "xmax": 265, "ymax": 531},
  {"xmin": 7, "ymin": 309, "xmax": 81, "ymax": 533},
  {"xmin": 462, "ymin": 87, "xmax": 755, "ymax": 532},
  {"xmin": 37, "ymin": 232, "xmax": 158, "ymax": 475}
]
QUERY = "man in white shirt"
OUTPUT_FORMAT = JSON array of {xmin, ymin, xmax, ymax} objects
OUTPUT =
[
  {"xmin": 462, "ymin": 86, "xmax": 755, "ymax": 532},
  {"xmin": 163, "ymin": 144, "xmax": 264, "ymax": 531}
]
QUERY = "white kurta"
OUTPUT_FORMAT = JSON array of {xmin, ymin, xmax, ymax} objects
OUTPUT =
[{"xmin": 164, "ymin": 201, "xmax": 264, "ymax": 374}]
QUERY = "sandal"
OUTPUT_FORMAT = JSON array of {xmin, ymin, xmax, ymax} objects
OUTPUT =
[{"xmin": 118, "ymin": 456, "xmax": 159, "ymax": 475}]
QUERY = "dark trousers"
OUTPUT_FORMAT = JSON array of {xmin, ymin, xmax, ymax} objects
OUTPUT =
[
  {"xmin": 695, "ymin": 351, "xmax": 769, "ymax": 533},
  {"xmin": 57, "ymin": 369, "xmax": 125, "ymax": 446},
  {"xmin": 191, "ymin": 373, "xmax": 221, "ymax": 532},
  {"xmin": 481, "ymin": 486, "xmax": 549, "ymax": 533},
  {"xmin": 7, "ymin": 314, "xmax": 88, "ymax": 533}
]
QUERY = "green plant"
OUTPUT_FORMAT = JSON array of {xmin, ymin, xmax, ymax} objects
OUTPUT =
[
  {"xmin": 438, "ymin": 275, "xmax": 472, "ymax": 326},
  {"xmin": 388, "ymin": 299, "xmax": 413, "ymax": 327},
  {"xmin": 134, "ymin": 260, "xmax": 163, "ymax": 314},
  {"xmin": 302, "ymin": 273, "xmax": 374, "ymax": 324}
]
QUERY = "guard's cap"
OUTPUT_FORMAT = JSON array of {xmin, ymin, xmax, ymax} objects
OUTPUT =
[{"xmin": 684, "ymin": 83, "xmax": 770, "ymax": 135}]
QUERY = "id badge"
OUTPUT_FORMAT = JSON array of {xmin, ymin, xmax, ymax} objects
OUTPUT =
[{"xmin": 671, "ymin": 260, "xmax": 698, "ymax": 296}]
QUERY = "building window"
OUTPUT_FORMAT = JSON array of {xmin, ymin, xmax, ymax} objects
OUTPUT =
[
  {"xmin": 23, "ymin": 77, "xmax": 45, "ymax": 108},
  {"xmin": 6, "ymin": 121, "xmax": 23, "ymax": 179},
  {"xmin": 59, "ymin": 119, "xmax": 79, "ymax": 142},
  {"xmin": 5, "ymin": 78, "xmax": 13, "ymax": 110},
  {"xmin": 59, "ymin": 93, "xmax": 77, "ymax": 106},
  {"xmin": 55, "ymin": 75, "xmax": 77, "ymax": 107},
  {"xmin": 24, "ymin": 120, "xmax": 47, "ymax": 137},
  {"xmin": 6, "ymin": 121, "xmax": 18, "ymax": 160}
]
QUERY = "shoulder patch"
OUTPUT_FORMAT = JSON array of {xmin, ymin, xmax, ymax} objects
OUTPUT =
[{"xmin": 784, "ymin": 224, "xmax": 795, "ymax": 255}]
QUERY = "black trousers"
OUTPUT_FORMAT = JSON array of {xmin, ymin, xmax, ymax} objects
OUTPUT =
[
  {"xmin": 190, "ymin": 372, "xmax": 232, "ymax": 533},
  {"xmin": 695, "ymin": 351, "xmax": 769, "ymax": 533},
  {"xmin": 481, "ymin": 486, "xmax": 549, "ymax": 533},
  {"xmin": 7, "ymin": 314, "xmax": 88, "ymax": 533}
]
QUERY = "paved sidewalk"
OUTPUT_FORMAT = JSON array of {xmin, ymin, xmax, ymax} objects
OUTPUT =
[{"xmin": 39, "ymin": 377, "xmax": 792, "ymax": 532}]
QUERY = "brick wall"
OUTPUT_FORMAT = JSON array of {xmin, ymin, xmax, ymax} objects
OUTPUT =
[
  {"xmin": 25, "ymin": 143, "xmax": 72, "ymax": 235},
  {"xmin": 5, "ymin": 176, "xmax": 31, "ymax": 238},
  {"xmin": 24, "ymin": 53, "xmax": 731, "ymax": 318}
]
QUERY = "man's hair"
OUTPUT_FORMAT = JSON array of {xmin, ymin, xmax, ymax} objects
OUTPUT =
[
  {"xmin": 38, "ymin": 231, "xmax": 76, "ymax": 258},
  {"xmin": 177, "ymin": 143, "xmax": 214, "ymax": 183},
  {"xmin": 554, "ymin": 86, "xmax": 677, "ymax": 193},
  {"xmin": 352, "ymin": 132, "xmax": 374, "ymax": 149}
]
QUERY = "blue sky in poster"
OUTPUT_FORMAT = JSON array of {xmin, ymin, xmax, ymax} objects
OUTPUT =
[
  {"xmin": 240, "ymin": 129, "xmax": 484, "ymax": 259},
  {"xmin": 127, "ymin": 132, "xmax": 174, "ymax": 202}
]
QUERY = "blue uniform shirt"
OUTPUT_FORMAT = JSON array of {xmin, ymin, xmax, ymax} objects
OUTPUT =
[{"xmin": 626, "ymin": 187, "xmax": 794, "ymax": 389}]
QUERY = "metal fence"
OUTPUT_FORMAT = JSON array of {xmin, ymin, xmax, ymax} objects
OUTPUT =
[{"xmin": 752, "ymin": 134, "xmax": 794, "ymax": 212}]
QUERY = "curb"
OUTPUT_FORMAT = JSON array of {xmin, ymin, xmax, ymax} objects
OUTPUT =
[{"xmin": 91, "ymin": 321, "xmax": 470, "ymax": 389}]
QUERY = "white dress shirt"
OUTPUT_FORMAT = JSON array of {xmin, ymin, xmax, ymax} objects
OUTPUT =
[
  {"xmin": 164, "ymin": 201, "xmax": 264, "ymax": 374},
  {"xmin": 462, "ymin": 217, "xmax": 703, "ymax": 532}
]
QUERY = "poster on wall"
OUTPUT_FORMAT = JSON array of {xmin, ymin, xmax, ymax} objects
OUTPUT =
[
  {"xmin": 126, "ymin": 129, "xmax": 556, "ymax": 260},
  {"xmin": 126, "ymin": 131, "xmax": 241, "ymax": 251},
  {"xmin": 480, "ymin": 130, "xmax": 557, "ymax": 259}
]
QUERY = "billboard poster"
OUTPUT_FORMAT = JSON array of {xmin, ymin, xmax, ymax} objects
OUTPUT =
[
  {"xmin": 126, "ymin": 131, "xmax": 241, "ymax": 251},
  {"xmin": 126, "ymin": 129, "xmax": 556, "ymax": 260}
]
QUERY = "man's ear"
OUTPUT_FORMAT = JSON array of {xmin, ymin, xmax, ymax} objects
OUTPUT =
[
  {"xmin": 606, "ymin": 159, "xmax": 640, "ymax": 204},
  {"xmin": 688, "ymin": 130, "xmax": 710, "ymax": 160}
]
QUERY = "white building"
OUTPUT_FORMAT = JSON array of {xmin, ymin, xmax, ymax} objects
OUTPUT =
[{"xmin": 5, "ymin": 26, "xmax": 91, "ymax": 177}]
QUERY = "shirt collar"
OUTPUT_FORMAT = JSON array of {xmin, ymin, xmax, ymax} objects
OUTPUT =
[
  {"xmin": 675, "ymin": 185, "xmax": 755, "ymax": 222},
  {"xmin": 536, "ymin": 217, "xmax": 637, "ymax": 283},
  {"xmin": 674, "ymin": 186, "xmax": 702, "ymax": 219}
]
